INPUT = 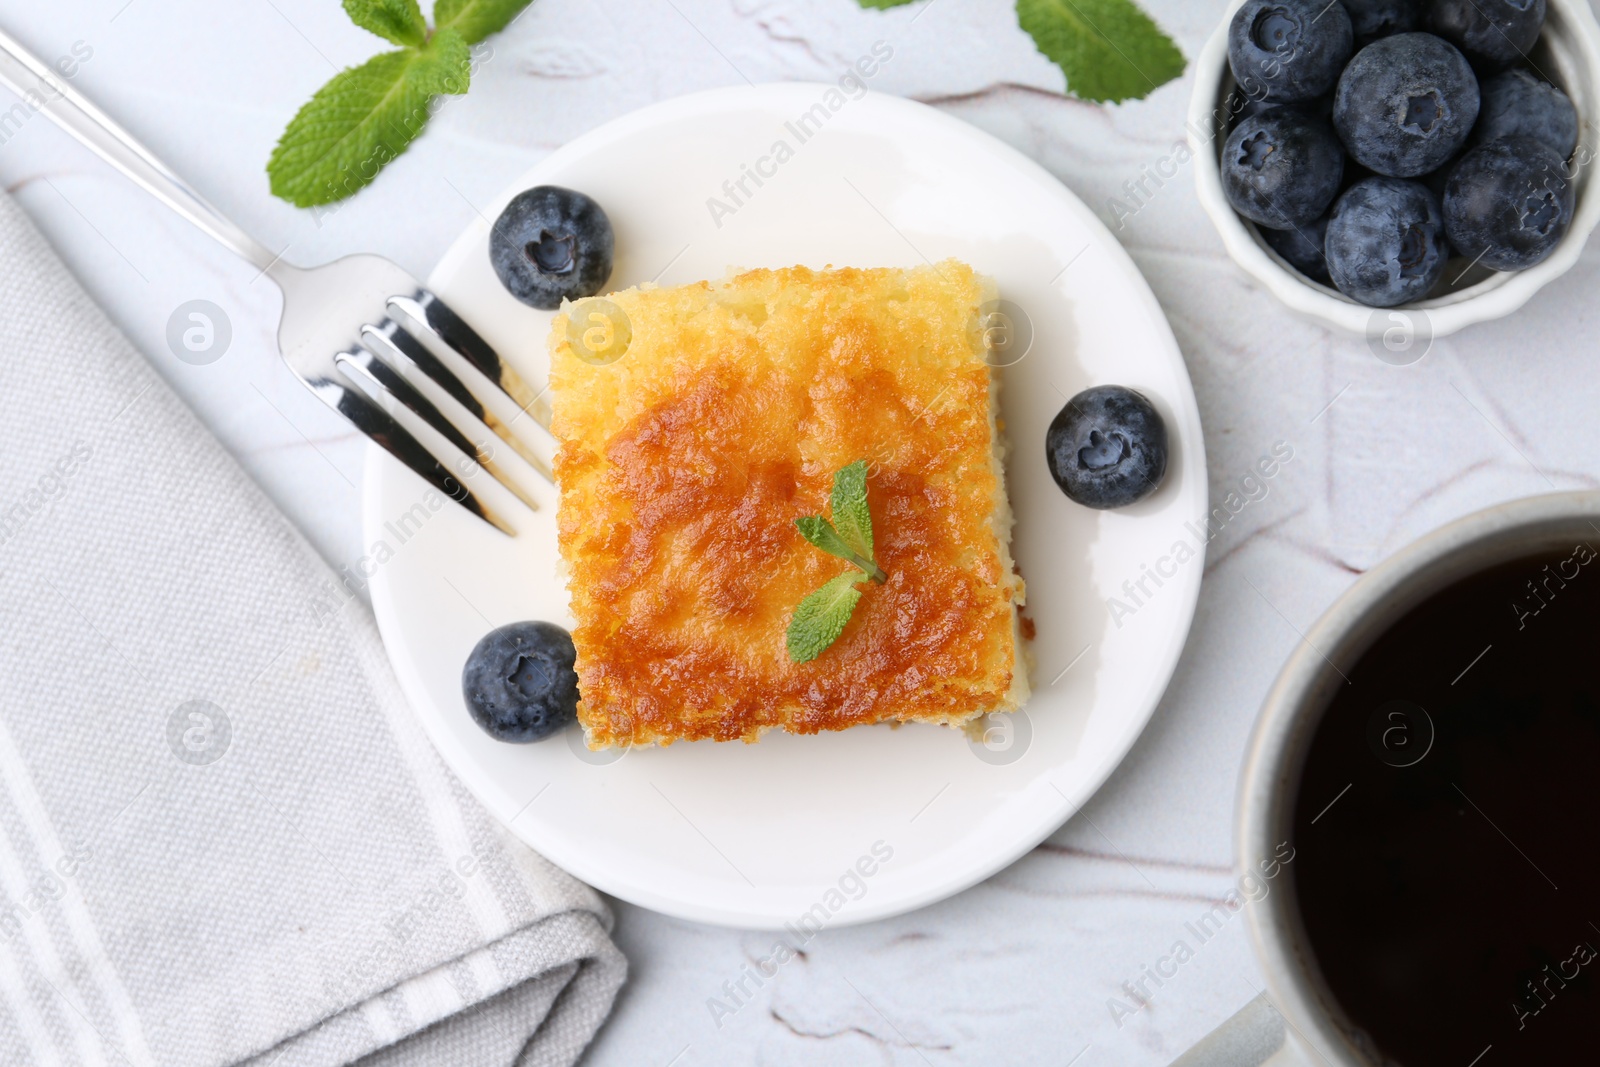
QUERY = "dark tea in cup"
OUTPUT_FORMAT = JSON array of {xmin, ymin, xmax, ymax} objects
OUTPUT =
[{"xmin": 1292, "ymin": 546, "xmax": 1600, "ymax": 1063}]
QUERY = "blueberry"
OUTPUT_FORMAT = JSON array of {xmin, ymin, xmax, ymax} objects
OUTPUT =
[
  {"xmin": 489, "ymin": 186, "xmax": 614, "ymax": 310},
  {"xmin": 1325, "ymin": 177, "xmax": 1449, "ymax": 305},
  {"xmin": 1334, "ymin": 33, "xmax": 1480, "ymax": 178},
  {"xmin": 1045, "ymin": 386, "xmax": 1168, "ymax": 510},
  {"xmin": 461, "ymin": 621, "xmax": 580, "ymax": 743},
  {"xmin": 1262, "ymin": 213, "xmax": 1332, "ymax": 283},
  {"xmin": 1428, "ymin": 0, "xmax": 1545, "ymax": 72},
  {"xmin": 1343, "ymin": 0, "xmax": 1423, "ymax": 43},
  {"xmin": 1228, "ymin": 0, "xmax": 1354, "ymax": 103},
  {"xmin": 1473, "ymin": 69, "xmax": 1577, "ymax": 156},
  {"xmin": 1222, "ymin": 108, "xmax": 1346, "ymax": 227},
  {"xmin": 1443, "ymin": 135, "xmax": 1574, "ymax": 269}
]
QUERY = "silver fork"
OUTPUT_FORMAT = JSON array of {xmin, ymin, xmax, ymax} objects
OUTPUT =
[{"xmin": 0, "ymin": 27, "xmax": 549, "ymax": 535}]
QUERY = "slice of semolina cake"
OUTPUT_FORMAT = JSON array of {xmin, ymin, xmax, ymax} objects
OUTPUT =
[{"xmin": 548, "ymin": 260, "xmax": 1028, "ymax": 747}]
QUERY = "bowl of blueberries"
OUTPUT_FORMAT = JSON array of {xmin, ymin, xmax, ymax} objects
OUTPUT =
[{"xmin": 1190, "ymin": 0, "xmax": 1600, "ymax": 339}]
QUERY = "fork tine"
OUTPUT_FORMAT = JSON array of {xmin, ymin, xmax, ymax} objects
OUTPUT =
[
  {"xmin": 299, "ymin": 362, "xmax": 516, "ymax": 536},
  {"xmin": 352, "ymin": 325, "xmax": 542, "ymax": 512},
  {"xmin": 389, "ymin": 291, "xmax": 553, "ymax": 433},
  {"xmin": 375, "ymin": 314, "xmax": 556, "ymax": 485}
]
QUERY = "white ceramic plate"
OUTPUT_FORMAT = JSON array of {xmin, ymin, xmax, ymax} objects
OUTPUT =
[{"xmin": 364, "ymin": 84, "xmax": 1206, "ymax": 928}]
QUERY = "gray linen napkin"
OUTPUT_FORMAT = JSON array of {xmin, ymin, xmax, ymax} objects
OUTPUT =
[{"xmin": 0, "ymin": 190, "xmax": 624, "ymax": 1065}]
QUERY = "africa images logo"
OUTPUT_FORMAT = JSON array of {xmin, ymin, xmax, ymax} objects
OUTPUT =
[
  {"xmin": 0, "ymin": 441, "xmax": 93, "ymax": 548},
  {"xmin": 705, "ymin": 840, "xmax": 894, "ymax": 1029},
  {"xmin": 165, "ymin": 700, "xmax": 232, "ymax": 766},
  {"xmin": 1106, "ymin": 441, "xmax": 1295, "ymax": 627},
  {"xmin": 703, "ymin": 42, "xmax": 894, "ymax": 229}
]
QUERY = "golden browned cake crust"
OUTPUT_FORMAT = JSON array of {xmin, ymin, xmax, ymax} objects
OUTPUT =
[{"xmin": 548, "ymin": 261, "xmax": 1027, "ymax": 747}]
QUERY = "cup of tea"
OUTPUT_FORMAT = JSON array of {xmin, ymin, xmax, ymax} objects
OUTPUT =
[{"xmin": 1174, "ymin": 491, "xmax": 1600, "ymax": 1065}]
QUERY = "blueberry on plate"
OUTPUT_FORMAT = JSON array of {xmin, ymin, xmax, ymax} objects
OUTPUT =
[
  {"xmin": 1443, "ymin": 135, "xmax": 1574, "ymax": 269},
  {"xmin": 1222, "ymin": 108, "xmax": 1346, "ymax": 228},
  {"xmin": 1473, "ymin": 68, "xmax": 1578, "ymax": 157},
  {"xmin": 1429, "ymin": 0, "xmax": 1545, "ymax": 72},
  {"xmin": 1334, "ymin": 33, "xmax": 1480, "ymax": 178},
  {"xmin": 1046, "ymin": 386, "xmax": 1169, "ymax": 510},
  {"xmin": 462, "ymin": 621, "xmax": 580, "ymax": 743},
  {"xmin": 1261, "ymin": 213, "xmax": 1332, "ymax": 283},
  {"xmin": 1228, "ymin": 0, "xmax": 1354, "ymax": 103},
  {"xmin": 1325, "ymin": 177, "xmax": 1449, "ymax": 305},
  {"xmin": 490, "ymin": 186, "xmax": 614, "ymax": 310},
  {"xmin": 1343, "ymin": 0, "xmax": 1423, "ymax": 43}
]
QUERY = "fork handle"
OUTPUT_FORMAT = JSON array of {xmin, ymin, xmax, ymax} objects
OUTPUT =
[{"xmin": 0, "ymin": 26, "xmax": 281, "ymax": 273}]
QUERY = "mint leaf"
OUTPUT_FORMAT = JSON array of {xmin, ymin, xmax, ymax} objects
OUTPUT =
[
  {"xmin": 855, "ymin": 0, "xmax": 920, "ymax": 7},
  {"xmin": 829, "ymin": 460, "xmax": 874, "ymax": 560},
  {"xmin": 786, "ymin": 572, "xmax": 867, "ymax": 664},
  {"xmin": 1016, "ymin": 0, "xmax": 1184, "ymax": 104},
  {"xmin": 412, "ymin": 28, "xmax": 473, "ymax": 93},
  {"xmin": 434, "ymin": 0, "xmax": 534, "ymax": 44},
  {"xmin": 267, "ymin": 29, "xmax": 470, "ymax": 207},
  {"xmin": 795, "ymin": 516, "xmax": 857, "ymax": 564},
  {"xmin": 343, "ymin": 0, "xmax": 427, "ymax": 46}
]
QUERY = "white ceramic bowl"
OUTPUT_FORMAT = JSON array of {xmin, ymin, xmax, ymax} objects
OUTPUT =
[{"xmin": 1190, "ymin": 0, "xmax": 1600, "ymax": 339}]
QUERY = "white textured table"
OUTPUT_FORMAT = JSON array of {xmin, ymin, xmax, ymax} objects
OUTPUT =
[{"xmin": 4, "ymin": 2, "xmax": 1597, "ymax": 1064}]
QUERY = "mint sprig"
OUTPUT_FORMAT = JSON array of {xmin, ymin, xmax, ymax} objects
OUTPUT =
[
  {"xmin": 786, "ymin": 461, "xmax": 887, "ymax": 664},
  {"xmin": 267, "ymin": 0, "xmax": 531, "ymax": 208},
  {"xmin": 1016, "ymin": 0, "xmax": 1184, "ymax": 104},
  {"xmin": 855, "ymin": 0, "xmax": 1182, "ymax": 104}
]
